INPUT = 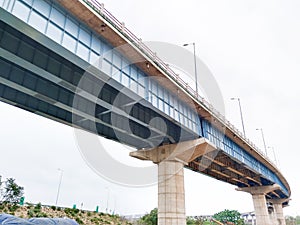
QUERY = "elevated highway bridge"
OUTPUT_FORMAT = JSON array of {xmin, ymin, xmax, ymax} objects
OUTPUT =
[{"xmin": 0, "ymin": 0, "xmax": 290, "ymax": 224}]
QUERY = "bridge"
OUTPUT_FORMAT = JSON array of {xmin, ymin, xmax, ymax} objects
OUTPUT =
[{"xmin": 0, "ymin": 0, "xmax": 291, "ymax": 224}]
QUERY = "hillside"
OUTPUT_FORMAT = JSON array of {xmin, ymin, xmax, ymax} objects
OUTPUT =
[{"xmin": 0, "ymin": 203, "xmax": 132, "ymax": 225}]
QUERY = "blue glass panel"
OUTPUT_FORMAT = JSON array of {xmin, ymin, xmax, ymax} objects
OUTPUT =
[
  {"xmin": 138, "ymin": 85, "xmax": 145, "ymax": 97},
  {"xmin": 62, "ymin": 33, "xmax": 77, "ymax": 53},
  {"xmin": 91, "ymin": 34, "xmax": 101, "ymax": 53},
  {"xmin": 12, "ymin": 1, "xmax": 30, "ymax": 22},
  {"xmin": 50, "ymin": 6, "xmax": 65, "ymax": 28},
  {"xmin": 79, "ymin": 26, "xmax": 91, "ymax": 46},
  {"xmin": 121, "ymin": 73, "xmax": 129, "ymax": 87},
  {"xmin": 152, "ymin": 95, "xmax": 157, "ymax": 107},
  {"xmin": 89, "ymin": 51, "xmax": 99, "ymax": 64},
  {"xmin": 103, "ymin": 50, "xmax": 112, "ymax": 61},
  {"xmin": 28, "ymin": 10, "xmax": 47, "ymax": 33},
  {"xmin": 33, "ymin": 0, "xmax": 50, "ymax": 17},
  {"xmin": 131, "ymin": 66, "xmax": 138, "ymax": 81},
  {"xmin": 174, "ymin": 110, "xmax": 179, "ymax": 121},
  {"xmin": 130, "ymin": 79, "xmax": 138, "ymax": 93},
  {"xmin": 122, "ymin": 59, "xmax": 130, "ymax": 73},
  {"xmin": 112, "ymin": 70, "xmax": 121, "ymax": 83},
  {"xmin": 112, "ymin": 66, "xmax": 119, "ymax": 80},
  {"xmin": 77, "ymin": 42, "xmax": 90, "ymax": 61},
  {"xmin": 138, "ymin": 71, "xmax": 145, "ymax": 86},
  {"xmin": 65, "ymin": 17, "xmax": 78, "ymax": 37},
  {"xmin": 158, "ymin": 99, "xmax": 163, "ymax": 111},
  {"xmin": 21, "ymin": 0, "xmax": 33, "ymax": 6},
  {"xmin": 170, "ymin": 107, "xmax": 174, "ymax": 118},
  {"xmin": 173, "ymin": 97, "xmax": 177, "ymax": 108},
  {"xmin": 158, "ymin": 86, "xmax": 163, "ymax": 98},
  {"xmin": 46, "ymin": 22, "xmax": 63, "ymax": 43},
  {"xmin": 113, "ymin": 52, "xmax": 121, "ymax": 69},
  {"xmin": 164, "ymin": 103, "xmax": 170, "ymax": 115},
  {"xmin": 101, "ymin": 60, "xmax": 111, "ymax": 75},
  {"xmin": 169, "ymin": 94, "xmax": 173, "ymax": 106},
  {"xmin": 102, "ymin": 42, "xmax": 111, "ymax": 53}
]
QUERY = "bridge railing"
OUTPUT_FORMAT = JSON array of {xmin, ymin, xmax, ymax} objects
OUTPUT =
[{"xmin": 82, "ymin": 0, "xmax": 275, "ymax": 166}]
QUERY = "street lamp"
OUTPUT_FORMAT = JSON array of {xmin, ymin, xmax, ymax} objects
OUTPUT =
[
  {"xmin": 105, "ymin": 187, "xmax": 110, "ymax": 213},
  {"xmin": 231, "ymin": 97, "xmax": 246, "ymax": 136},
  {"xmin": 183, "ymin": 42, "xmax": 198, "ymax": 95},
  {"xmin": 55, "ymin": 168, "xmax": 64, "ymax": 207},
  {"xmin": 268, "ymin": 146, "xmax": 278, "ymax": 165},
  {"xmin": 256, "ymin": 128, "xmax": 268, "ymax": 156}
]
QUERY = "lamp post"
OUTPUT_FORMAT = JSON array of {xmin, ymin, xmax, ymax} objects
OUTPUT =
[
  {"xmin": 231, "ymin": 97, "xmax": 246, "ymax": 136},
  {"xmin": 256, "ymin": 128, "xmax": 268, "ymax": 156},
  {"xmin": 268, "ymin": 146, "xmax": 278, "ymax": 165},
  {"xmin": 183, "ymin": 42, "xmax": 198, "ymax": 95},
  {"xmin": 105, "ymin": 187, "xmax": 110, "ymax": 213},
  {"xmin": 55, "ymin": 168, "xmax": 64, "ymax": 207}
]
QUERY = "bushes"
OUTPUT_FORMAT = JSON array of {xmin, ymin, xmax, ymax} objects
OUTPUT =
[
  {"xmin": 27, "ymin": 202, "xmax": 48, "ymax": 218},
  {"xmin": 75, "ymin": 217, "xmax": 84, "ymax": 224},
  {"xmin": 64, "ymin": 207, "xmax": 80, "ymax": 217},
  {"xmin": 0, "ymin": 203, "xmax": 133, "ymax": 225}
]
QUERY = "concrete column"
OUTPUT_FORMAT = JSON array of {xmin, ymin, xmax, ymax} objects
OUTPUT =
[
  {"xmin": 251, "ymin": 214, "xmax": 255, "ymax": 225},
  {"xmin": 236, "ymin": 184, "xmax": 280, "ymax": 225},
  {"xmin": 158, "ymin": 160, "xmax": 185, "ymax": 225},
  {"xmin": 268, "ymin": 205, "xmax": 277, "ymax": 225},
  {"xmin": 252, "ymin": 193, "xmax": 271, "ymax": 225},
  {"xmin": 269, "ymin": 199, "xmax": 289, "ymax": 225},
  {"xmin": 130, "ymin": 138, "xmax": 216, "ymax": 225},
  {"xmin": 273, "ymin": 203, "xmax": 285, "ymax": 225}
]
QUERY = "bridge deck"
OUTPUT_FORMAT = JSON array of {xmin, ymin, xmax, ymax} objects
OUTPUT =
[{"xmin": 0, "ymin": 0, "xmax": 290, "ymax": 202}]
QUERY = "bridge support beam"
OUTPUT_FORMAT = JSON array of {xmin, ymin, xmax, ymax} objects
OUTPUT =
[
  {"xmin": 236, "ymin": 184, "xmax": 280, "ymax": 225},
  {"xmin": 130, "ymin": 138, "xmax": 216, "ymax": 225},
  {"xmin": 269, "ymin": 199, "xmax": 289, "ymax": 225}
]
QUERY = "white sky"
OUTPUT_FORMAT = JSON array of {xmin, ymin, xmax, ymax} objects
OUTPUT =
[{"xmin": 0, "ymin": 0, "xmax": 299, "ymax": 217}]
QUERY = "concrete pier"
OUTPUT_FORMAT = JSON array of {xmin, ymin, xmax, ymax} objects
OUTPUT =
[
  {"xmin": 236, "ymin": 184, "xmax": 280, "ymax": 225},
  {"xmin": 130, "ymin": 138, "xmax": 216, "ymax": 225},
  {"xmin": 158, "ymin": 160, "xmax": 186, "ymax": 224},
  {"xmin": 268, "ymin": 204, "xmax": 277, "ymax": 225},
  {"xmin": 269, "ymin": 198, "xmax": 288, "ymax": 225}
]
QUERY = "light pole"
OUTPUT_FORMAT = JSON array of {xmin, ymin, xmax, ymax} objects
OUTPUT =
[
  {"xmin": 268, "ymin": 146, "xmax": 278, "ymax": 165},
  {"xmin": 105, "ymin": 187, "xmax": 110, "ymax": 213},
  {"xmin": 256, "ymin": 128, "xmax": 268, "ymax": 156},
  {"xmin": 55, "ymin": 168, "xmax": 64, "ymax": 207},
  {"xmin": 231, "ymin": 97, "xmax": 246, "ymax": 136},
  {"xmin": 183, "ymin": 42, "xmax": 198, "ymax": 95}
]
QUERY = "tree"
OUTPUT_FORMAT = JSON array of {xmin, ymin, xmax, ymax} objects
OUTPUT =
[
  {"xmin": 213, "ymin": 209, "xmax": 245, "ymax": 225},
  {"xmin": 187, "ymin": 216, "xmax": 208, "ymax": 225},
  {"xmin": 0, "ymin": 176, "xmax": 24, "ymax": 205},
  {"xmin": 138, "ymin": 208, "xmax": 158, "ymax": 225},
  {"xmin": 285, "ymin": 215, "xmax": 300, "ymax": 225},
  {"xmin": 296, "ymin": 216, "xmax": 300, "ymax": 224}
]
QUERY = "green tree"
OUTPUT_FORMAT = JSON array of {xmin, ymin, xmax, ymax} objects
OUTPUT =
[
  {"xmin": 187, "ymin": 216, "xmax": 208, "ymax": 225},
  {"xmin": 296, "ymin": 216, "xmax": 300, "ymax": 224},
  {"xmin": 138, "ymin": 208, "xmax": 158, "ymax": 225},
  {"xmin": 213, "ymin": 209, "xmax": 245, "ymax": 225},
  {"xmin": 0, "ymin": 176, "xmax": 24, "ymax": 205},
  {"xmin": 285, "ymin": 215, "xmax": 300, "ymax": 225}
]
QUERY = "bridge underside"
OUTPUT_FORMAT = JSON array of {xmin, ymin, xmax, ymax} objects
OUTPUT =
[
  {"xmin": 0, "ymin": 8, "xmax": 197, "ymax": 150},
  {"xmin": 188, "ymin": 150, "xmax": 288, "ymax": 202},
  {"xmin": 0, "ymin": 6, "xmax": 289, "ymax": 202}
]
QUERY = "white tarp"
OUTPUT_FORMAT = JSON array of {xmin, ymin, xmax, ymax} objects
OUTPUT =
[{"xmin": 0, "ymin": 214, "xmax": 79, "ymax": 225}]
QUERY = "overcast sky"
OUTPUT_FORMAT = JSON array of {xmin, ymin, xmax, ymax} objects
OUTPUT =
[{"xmin": 0, "ymin": 0, "xmax": 299, "ymax": 217}]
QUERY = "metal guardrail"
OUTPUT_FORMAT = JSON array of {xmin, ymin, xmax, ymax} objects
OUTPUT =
[{"xmin": 83, "ymin": 0, "xmax": 275, "ymax": 165}]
